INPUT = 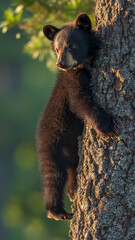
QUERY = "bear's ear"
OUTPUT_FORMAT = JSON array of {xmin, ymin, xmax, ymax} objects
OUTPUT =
[
  {"xmin": 75, "ymin": 13, "xmax": 92, "ymax": 31},
  {"xmin": 43, "ymin": 25, "xmax": 59, "ymax": 41}
]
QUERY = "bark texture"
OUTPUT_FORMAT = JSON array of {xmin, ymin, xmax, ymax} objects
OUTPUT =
[{"xmin": 69, "ymin": 0, "xmax": 135, "ymax": 239}]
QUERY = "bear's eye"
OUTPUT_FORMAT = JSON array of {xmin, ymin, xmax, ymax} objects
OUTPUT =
[{"xmin": 67, "ymin": 44, "xmax": 76, "ymax": 50}]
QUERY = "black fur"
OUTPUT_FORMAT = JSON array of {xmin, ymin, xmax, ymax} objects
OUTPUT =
[{"xmin": 36, "ymin": 13, "xmax": 118, "ymax": 221}]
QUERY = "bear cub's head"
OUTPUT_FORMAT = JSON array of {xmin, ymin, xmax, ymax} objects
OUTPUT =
[{"xmin": 43, "ymin": 13, "xmax": 100, "ymax": 71}]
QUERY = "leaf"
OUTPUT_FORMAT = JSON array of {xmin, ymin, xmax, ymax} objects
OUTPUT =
[
  {"xmin": 4, "ymin": 9, "xmax": 15, "ymax": 24},
  {"xmin": 0, "ymin": 21, "xmax": 8, "ymax": 29},
  {"xmin": 15, "ymin": 10, "xmax": 23, "ymax": 22}
]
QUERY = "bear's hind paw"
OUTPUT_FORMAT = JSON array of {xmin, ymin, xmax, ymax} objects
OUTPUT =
[
  {"xmin": 47, "ymin": 209, "xmax": 73, "ymax": 221},
  {"xmin": 68, "ymin": 192, "xmax": 75, "ymax": 202}
]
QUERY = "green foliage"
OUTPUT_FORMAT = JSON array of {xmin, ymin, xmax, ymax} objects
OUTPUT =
[{"xmin": 0, "ymin": 0, "xmax": 95, "ymax": 70}]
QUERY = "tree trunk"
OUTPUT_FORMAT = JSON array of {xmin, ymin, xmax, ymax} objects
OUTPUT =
[{"xmin": 69, "ymin": 0, "xmax": 135, "ymax": 239}]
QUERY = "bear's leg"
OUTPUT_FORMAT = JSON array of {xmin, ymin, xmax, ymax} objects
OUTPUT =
[
  {"xmin": 42, "ymin": 150, "xmax": 73, "ymax": 220},
  {"xmin": 67, "ymin": 153, "xmax": 79, "ymax": 202}
]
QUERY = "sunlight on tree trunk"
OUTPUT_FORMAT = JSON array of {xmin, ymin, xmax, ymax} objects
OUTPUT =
[{"xmin": 69, "ymin": 0, "xmax": 135, "ymax": 239}]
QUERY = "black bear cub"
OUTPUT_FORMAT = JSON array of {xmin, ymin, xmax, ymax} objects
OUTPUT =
[{"xmin": 36, "ymin": 13, "xmax": 118, "ymax": 220}]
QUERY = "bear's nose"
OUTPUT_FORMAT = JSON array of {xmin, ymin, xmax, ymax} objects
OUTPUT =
[{"xmin": 56, "ymin": 61, "xmax": 65, "ymax": 68}]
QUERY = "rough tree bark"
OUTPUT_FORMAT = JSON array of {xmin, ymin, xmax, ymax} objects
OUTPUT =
[{"xmin": 69, "ymin": 0, "xmax": 135, "ymax": 239}]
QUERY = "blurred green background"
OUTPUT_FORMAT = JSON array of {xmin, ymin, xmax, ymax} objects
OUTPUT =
[{"xmin": 0, "ymin": 1, "xmax": 95, "ymax": 239}]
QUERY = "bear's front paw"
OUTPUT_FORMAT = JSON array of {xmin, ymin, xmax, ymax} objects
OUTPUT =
[{"xmin": 95, "ymin": 112, "xmax": 119, "ymax": 138}]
